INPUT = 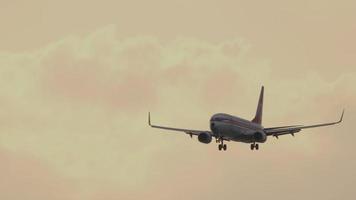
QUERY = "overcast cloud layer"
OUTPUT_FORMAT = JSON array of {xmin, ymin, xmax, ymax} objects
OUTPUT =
[{"xmin": 0, "ymin": 1, "xmax": 355, "ymax": 199}]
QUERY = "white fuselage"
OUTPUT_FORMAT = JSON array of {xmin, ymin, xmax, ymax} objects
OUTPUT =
[{"xmin": 210, "ymin": 113, "xmax": 267, "ymax": 143}]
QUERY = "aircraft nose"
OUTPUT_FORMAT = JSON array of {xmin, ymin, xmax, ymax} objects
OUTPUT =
[
  {"xmin": 210, "ymin": 121, "xmax": 215, "ymax": 128},
  {"xmin": 210, "ymin": 114, "xmax": 219, "ymax": 122},
  {"xmin": 210, "ymin": 121, "xmax": 217, "ymax": 133}
]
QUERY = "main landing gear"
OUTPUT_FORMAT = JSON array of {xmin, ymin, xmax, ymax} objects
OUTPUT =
[
  {"xmin": 217, "ymin": 138, "xmax": 227, "ymax": 151},
  {"xmin": 250, "ymin": 143, "xmax": 259, "ymax": 151},
  {"xmin": 218, "ymin": 143, "xmax": 227, "ymax": 151}
]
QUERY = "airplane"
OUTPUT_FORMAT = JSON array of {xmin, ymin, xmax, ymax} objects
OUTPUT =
[{"xmin": 148, "ymin": 86, "xmax": 344, "ymax": 151}]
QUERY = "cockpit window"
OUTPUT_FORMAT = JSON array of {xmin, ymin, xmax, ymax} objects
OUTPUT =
[{"xmin": 213, "ymin": 117, "xmax": 226, "ymax": 122}]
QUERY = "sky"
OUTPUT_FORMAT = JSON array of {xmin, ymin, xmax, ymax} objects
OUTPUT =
[{"xmin": 0, "ymin": 0, "xmax": 355, "ymax": 199}]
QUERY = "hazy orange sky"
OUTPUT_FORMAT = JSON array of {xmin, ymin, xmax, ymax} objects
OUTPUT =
[{"xmin": 0, "ymin": 0, "xmax": 355, "ymax": 199}]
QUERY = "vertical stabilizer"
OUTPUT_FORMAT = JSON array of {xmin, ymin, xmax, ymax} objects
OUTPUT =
[{"xmin": 252, "ymin": 86, "xmax": 264, "ymax": 125}]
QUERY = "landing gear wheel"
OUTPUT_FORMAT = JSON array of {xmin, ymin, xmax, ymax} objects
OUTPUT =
[
  {"xmin": 223, "ymin": 144, "xmax": 227, "ymax": 151},
  {"xmin": 218, "ymin": 144, "xmax": 222, "ymax": 151},
  {"xmin": 255, "ymin": 144, "xmax": 259, "ymax": 150},
  {"xmin": 250, "ymin": 144, "xmax": 255, "ymax": 150}
]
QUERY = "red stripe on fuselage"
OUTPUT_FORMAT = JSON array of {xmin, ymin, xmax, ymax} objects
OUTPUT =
[{"xmin": 212, "ymin": 119, "xmax": 262, "ymax": 131}]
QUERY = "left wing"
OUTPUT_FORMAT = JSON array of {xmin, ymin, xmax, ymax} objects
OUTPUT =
[
  {"xmin": 148, "ymin": 112, "xmax": 215, "ymax": 137},
  {"xmin": 264, "ymin": 110, "xmax": 344, "ymax": 138}
]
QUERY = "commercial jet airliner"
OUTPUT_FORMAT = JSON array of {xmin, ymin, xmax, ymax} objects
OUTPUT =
[{"xmin": 148, "ymin": 86, "xmax": 344, "ymax": 151}]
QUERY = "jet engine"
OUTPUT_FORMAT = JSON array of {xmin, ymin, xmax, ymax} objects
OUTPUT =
[
  {"xmin": 198, "ymin": 132, "xmax": 212, "ymax": 144},
  {"xmin": 254, "ymin": 131, "xmax": 267, "ymax": 142}
]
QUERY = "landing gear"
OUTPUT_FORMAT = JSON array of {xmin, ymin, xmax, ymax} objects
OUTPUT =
[
  {"xmin": 250, "ymin": 143, "xmax": 259, "ymax": 151},
  {"xmin": 218, "ymin": 139, "xmax": 227, "ymax": 151}
]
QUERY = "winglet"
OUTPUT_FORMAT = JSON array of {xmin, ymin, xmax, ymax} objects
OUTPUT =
[
  {"xmin": 148, "ymin": 112, "xmax": 152, "ymax": 126},
  {"xmin": 339, "ymin": 109, "xmax": 345, "ymax": 123}
]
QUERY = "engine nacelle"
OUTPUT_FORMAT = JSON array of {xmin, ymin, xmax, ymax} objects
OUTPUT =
[
  {"xmin": 198, "ymin": 132, "xmax": 212, "ymax": 144},
  {"xmin": 254, "ymin": 131, "xmax": 267, "ymax": 142}
]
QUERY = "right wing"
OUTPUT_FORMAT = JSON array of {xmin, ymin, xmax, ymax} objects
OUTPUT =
[
  {"xmin": 148, "ymin": 112, "xmax": 215, "ymax": 137},
  {"xmin": 264, "ymin": 110, "xmax": 344, "ymax": 138}
]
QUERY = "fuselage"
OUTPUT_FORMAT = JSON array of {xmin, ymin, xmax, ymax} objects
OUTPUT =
[{"xmin": 210, "ymin": 113, "xmax": 267, "ymax": 143}]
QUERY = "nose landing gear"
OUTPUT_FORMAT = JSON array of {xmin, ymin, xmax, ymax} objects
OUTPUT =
[{"xmin": 250, "ymin": 143, "xmax": 259, "ymax": 150}]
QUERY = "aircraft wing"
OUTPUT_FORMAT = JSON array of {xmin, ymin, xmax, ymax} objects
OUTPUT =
[
  {"xmin": 148, "ymin": 113, "xmax": 215, "ymax": 137},
  {"xmin": 264, "ymin": 110, "xmax": 344, "ymax": 138}
]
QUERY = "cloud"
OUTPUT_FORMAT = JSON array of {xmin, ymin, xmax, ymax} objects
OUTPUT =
[
  {"xmin": 0, "ymin": 148, "xmax": 76, "ymax": 200},
  {"xmin": 0, "ymin": 25, "xmax": 355, "ymax": 199}
]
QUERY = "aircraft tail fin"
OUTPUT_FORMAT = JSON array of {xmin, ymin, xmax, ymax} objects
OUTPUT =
[{"xmin": 252, "ymin": 86, "xmax": 264, "ymax": 125}]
